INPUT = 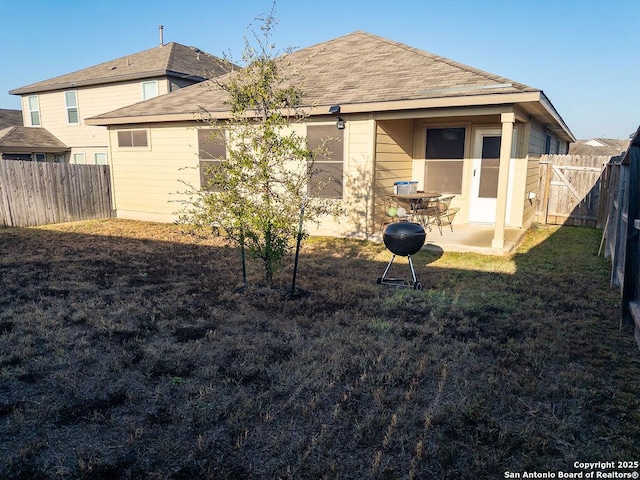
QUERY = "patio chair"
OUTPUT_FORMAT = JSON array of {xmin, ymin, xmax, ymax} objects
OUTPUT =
[
  {"xmin": 413, "ymin": 197, "xmax": 440, "ymax": 232},
  {"xmin": 433, "ymin": 195, "xmax": 460, "ymax": 235}
]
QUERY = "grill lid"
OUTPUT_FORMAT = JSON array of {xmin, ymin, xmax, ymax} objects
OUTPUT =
[{"xmin": 383, "ymin": 222, "xmax": 426, "ymax": 256}]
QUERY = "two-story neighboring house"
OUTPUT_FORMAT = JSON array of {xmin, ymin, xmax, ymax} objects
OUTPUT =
[{"xmin": 9, "ymin": 41, "xmax": 234, "ymax": 164}]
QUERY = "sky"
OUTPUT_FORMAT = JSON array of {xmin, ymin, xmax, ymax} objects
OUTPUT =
[{"xmin": 1, "ymin": 0, "xmax": 638, "ymax": 140}]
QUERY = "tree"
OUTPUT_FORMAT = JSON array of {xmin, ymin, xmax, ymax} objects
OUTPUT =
[{"xmin": 178, "ymin": 8, "xmax": 342, "ymax": 286}]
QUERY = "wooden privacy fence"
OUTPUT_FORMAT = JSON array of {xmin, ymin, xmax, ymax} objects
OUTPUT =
[
  {"xmin": 0, "ymin": 160, "xmax": 113, "ymax": 227},
  {"xmin": 599, "ymin": 129, "xmax": 640, "ymax": 349},
  {"xmin": 536, "ymin": 154, "xmax": 612, "ymax": 227}
]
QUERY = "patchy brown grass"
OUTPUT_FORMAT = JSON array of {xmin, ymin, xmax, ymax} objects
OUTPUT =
[{"xmin": 0, "ymin": 219, "xmax": 638, "ymax": 479}]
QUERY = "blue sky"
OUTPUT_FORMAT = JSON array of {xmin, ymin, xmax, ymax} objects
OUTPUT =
[{"xmin": 1, "ymin": 0, "xmax": 638, "ymax": 140}]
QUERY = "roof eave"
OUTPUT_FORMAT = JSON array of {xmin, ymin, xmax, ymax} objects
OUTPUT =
[
  {"xmin": 87, "ymin": 92, "xmax": 545, "ymax": 126},
  {"xmin": 85, "ymin": 111, "xmax": 205, "ymax": 126},
  {"xmin": 538, "ymin": 92, "xmax": 576, "ymax": 143},
  {"xmin": 9, "ymin": 69, "xmax": 183, "ymax": 95}
]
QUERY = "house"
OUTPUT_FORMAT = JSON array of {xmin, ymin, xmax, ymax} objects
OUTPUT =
[
  {"xmin": 0, "ymin": 108, "xmax": 68, "ymax": 161},
  {"xmin": 86, "ymin": 31, "xmax": 575, "ymax": 249},
  {"xmin": 9, "ymin": 41, "xmax": 235, "ymax": 165}
]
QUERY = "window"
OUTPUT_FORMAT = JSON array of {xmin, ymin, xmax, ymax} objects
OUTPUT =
[
  {"xmin": 28, "ymin": 95, "xmax": 40, "ymax": 126},
  {"xmin": 34, "ymin": 153, "xmax": 46, "ymax": 162},
  {"xmin": 94, "ymin": 152, "xmax": 107, "ymax": 165},
  {"xmin": 117, "ymin": 129, "xmax": 148, "ymax": 148},
  {"xmin": 2, "ymin": 154, "xmax": 32, "ymax": 161},
  {"xmin": 424, "ymin": 127, "xmax": 465, "ymax": 194},
  {"xmin": 198, "ymin": 129, "xmax": 226, "ymax": 190},
  {"xmin": 73, "ymin": 153, "xmax": 85, "ymax": 164},
  {"xmin": 142, "ymin": 81, "xmax": 158, "ymax": 100},
  {"xmin": 65, "ymin": 91, "xmax": 79, "ymax": 124},
  {"xmin": 544, "ymin": 134, "xmax": 551, "ymax": 154},
  {"xmin": 307, "ymin": 125, "xmax": 344, "ymax": 199}
]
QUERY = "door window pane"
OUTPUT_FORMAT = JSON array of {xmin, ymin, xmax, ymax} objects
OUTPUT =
[{"xmin": 479, "ymin": 136, "xmax": 500, "ymax": 198}]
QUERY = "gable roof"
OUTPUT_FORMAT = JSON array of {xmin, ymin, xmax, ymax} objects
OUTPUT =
[
  {"xmin": 9, "ymin": 42, "xmax": 236, "ymax": 95},
  {"xmin": 86, "ymin": 31, "xmax": 574, "ymax": 141},
  {"xmin": 0, "ymin": 109, "xmax": 23, "ymax": 130},
  {"xmin": 0, "ymin": 126, "xmax": 68, "ymax": 153}
]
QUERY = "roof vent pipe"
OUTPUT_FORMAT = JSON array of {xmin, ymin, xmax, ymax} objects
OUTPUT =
[{"xmin": 159, "ymin": 25, "xmax": 164, "ymax": 46}]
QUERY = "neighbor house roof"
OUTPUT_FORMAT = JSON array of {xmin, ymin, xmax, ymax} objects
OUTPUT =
[
  {"xmin": 9, "ymin": 42, "xmax": 236, "ymax": 95},
  {"xmin": 86, "ymin": 31, "xmax": 575, "ymax": 141},
  {"xmin": 569, "ymin": 138, "xmax": 631, "ymax": 156},
  {"xmin": 0, "ymin": 126, "xmax": 68, "ymax": 153},
  {"xmin": 0, "ymin": 109, "xmax": 23, "ymax": 129}
]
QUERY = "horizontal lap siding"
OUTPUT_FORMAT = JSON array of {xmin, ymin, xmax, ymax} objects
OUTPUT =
[
  {"xmin": 523, "ymin": 156, "xmax": 540, "ymax": 225},
  {"xmin": 374, "ymin": 119, "xmax": 414, "ymax": 230},
  {"xmin": 109, "ymin": 123, "xmax": 200, "ymax": 220}
]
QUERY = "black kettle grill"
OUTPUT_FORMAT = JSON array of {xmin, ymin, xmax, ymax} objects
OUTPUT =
[{"xmin": 377, "ymin": 222, "xmax": 426, "ymax": 290}]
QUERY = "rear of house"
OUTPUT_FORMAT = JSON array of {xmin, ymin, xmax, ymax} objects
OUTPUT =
[{"xmin": 88, "ymin": 31, "xmax": 574, "ymax": 247}]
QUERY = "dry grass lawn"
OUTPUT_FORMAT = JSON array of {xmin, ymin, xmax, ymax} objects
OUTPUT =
[{"xmin": 1, "ymin": 219, "xmax": 639, "ymax": 479}]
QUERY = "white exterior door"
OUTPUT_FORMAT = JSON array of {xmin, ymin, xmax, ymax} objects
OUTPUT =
[
  {"xmin": 469, "ymin": 128, "xmax": 501, "ymax": 224},
  {"xmin": 469, "ymin": 127, "xmax": 518, "ymax": 224}
]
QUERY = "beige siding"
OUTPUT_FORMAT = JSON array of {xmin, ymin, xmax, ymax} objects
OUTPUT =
[
  {"xmin": 109, "ymin": 122, "xmax": 200, "ymax": 222},
  {"xmin": 522, "ymin": 155, "xmax": 541, "ymax": 226},
  {"xmin": 19, "ymin": 79, "xmax": 171, "ymax": 164},
  {"xmin": 529, "ymin": 118, "xmax": 567, "ymax": 156},
  {"xmin": 373, "ymin": 119, "xmax": 414, "ymax": 229}
]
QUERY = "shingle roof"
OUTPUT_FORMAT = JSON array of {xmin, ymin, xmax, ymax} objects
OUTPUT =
[
  {"xmin": 9, "ymin": 42, "xmax": 236, "ymax": 95},
  {"xmin": 89, "ymin": 31, "xmax": 540, "ymax": 123},
  {"xmin": 569, "ymin": 138, "xmax": 631, "ymax": 156},
  {"xmin": 0, "ymin": 126, "xmax": 68, "ymax": 152},
  {"xmin": 0, "ymin": 109, "xmax": 23, "ymax": 129},
  {"xmin": 86, "ymin": 30, "xmax": 581, "ymax": 143}
]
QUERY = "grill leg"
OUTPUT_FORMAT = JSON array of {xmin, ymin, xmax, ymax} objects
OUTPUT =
[
  {"xmin": 407, "ymin": 255, "xmax": 418, "ymax": 284},
  {"xmin": 380, "ymin": 254, "xmax": 396, "ymax": 281}
]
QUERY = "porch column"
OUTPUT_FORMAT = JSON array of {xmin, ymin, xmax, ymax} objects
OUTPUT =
[{"xmin": 491, "ymin": 112, "xmax": 515, "ymax": 249}]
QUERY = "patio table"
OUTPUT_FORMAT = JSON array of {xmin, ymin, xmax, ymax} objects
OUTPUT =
[{"xmin": 392, "ymin": 192, "xmax": 441, "ymax": 223}]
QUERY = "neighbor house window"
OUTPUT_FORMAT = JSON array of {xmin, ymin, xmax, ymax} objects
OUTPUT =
[
  {"xmin": 94, "ymin": 152, "xmax": 107, "ymax": 165},
  {"xmin": 65, "ymin": 91, "xmax": 79, "ymax": 124},
  {"xmin": 34, "ymin": 153, "xmax": 46, "ymax": 162},
  {"xmin": 73, "ymin": 153, "xmax": 85, "ymax": 164},
  {"xmin": 117, "ymin": 129, "xmax": 148, "ymax": 148},
  {"xmin": 142, "ymin": 81, "xmax": 158, "ymax": 100},
  {"xmin": 198, "ymin": 128, "xmax": 226, "ymax": 190},
  {"xmin": 424, "ymin": 127, "xmax": 465, "ymax": 194},
  {"xmin": 28, "ymin": 95, "xmax": 40, "ymax": 126},
  {"xmin": 307, "ymin": 125, "xmax": 344, "ymax": 199}
]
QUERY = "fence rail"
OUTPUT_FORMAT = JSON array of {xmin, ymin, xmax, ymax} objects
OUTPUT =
[{"xmin": 0, "ymin": 160, "xmax": 113, "ymax": 227}]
